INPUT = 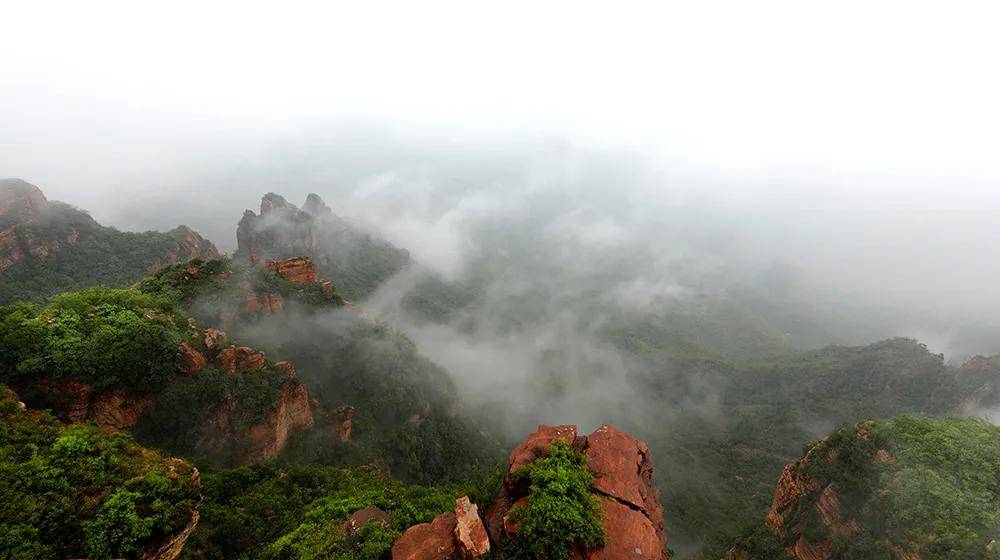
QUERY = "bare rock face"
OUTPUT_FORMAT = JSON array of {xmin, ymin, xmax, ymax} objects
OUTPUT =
[
  {"xmin": 178, "ymin": 342, "xmax": 208, "ymax": 374},
  {"xmin": 244, "ymin": 382, "xmax": 315, "ymax": 464},
  {"xmin": 204, "ymin": 328, "xmax": 228, "ymax": 351},
  {"xmin": 392, "ymin": 512, "xmax": 459, "ymax": 560},
  {"xmin": 266, "ymin": 256, "xmax": 319, "ymax": 285},
  {"xmin": 216, "ymin": 346, "xmax": 267, "ymax": 374},
  {"xmin": 454, "ymin": 497, "xmax": 490, "ymax": 559},
  {"xmin": 149, "ymin": 226, "xmax": 220, "ymax": 272},
  {"xmin": 242, "ymin": 291, "xmax": 285, "ymax": 314},
  {"xmin": 90, "ymin": 390, "xmax": 155, "ymax": 433},
  {"xmin": 757, "ymin": 442, "xmax": 862, "ymax": 560},
  {"xmin": 34, "ymin": 378, "xmax": 153, "ymax": 433},
  {"xmin": 485, "ymin": 424, "xmax": 668, "ymax": 560},
  {"xmin": 507, "ymin": 424, "xmax": 579, "ymax": 477}
]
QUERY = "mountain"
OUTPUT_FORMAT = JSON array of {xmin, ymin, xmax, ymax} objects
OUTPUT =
[
  {"xmin": 235, "ymin": 192, "xmax": 411, "ymax": 300},
  {"xmin": 0, "ymin": 179, "xmax": 218, "ymax": 304},
  {"xmin": 136, "ymin": 254, "xmax": 503, "ymax": 483},
  {"xmin": 0, "ymin": 386, "xmax": 201, "ymax": 560},
  {"xmin": 725, "ymin": 416, "xmax": 1000, "ymax": 560}
]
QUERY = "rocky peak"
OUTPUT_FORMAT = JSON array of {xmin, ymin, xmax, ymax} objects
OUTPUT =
[
  {"xmin": 260, "ymin": 192, "xmax": 295, "ymax": 215},
  {"xmin": 0, "ymin": 178, "xmax": 47, "ymax": 216},
  {"xmin": 302, "ymin": 193, "xmax": 331, "ymax": 216}
]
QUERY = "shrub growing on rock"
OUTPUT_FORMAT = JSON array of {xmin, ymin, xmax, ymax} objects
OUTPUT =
[{"xmin": 508, "ymin": 440, "xmax": 606, "ymax": 560}]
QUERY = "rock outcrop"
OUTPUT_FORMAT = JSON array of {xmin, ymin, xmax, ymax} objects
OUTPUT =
[
  {"xmin": 34, "ymin": 378, "xmax": 154, "ymax": 433},
  {"xmin": 235, "ymin": 192, "xmax": 409, "ymax": 299},
  {"xmin": 244, "ymin": 381, "xmax": 315, "ymax": 463},
  {"xmin": 266, "ymin": 256, "xmax": 319, "ymax": 284},
  {"xmin": 484, "ymin": 424, "xmax": 667, "ymax": 560},
  {"xmin": 396, "ymin": 424, "xmax": 667, "ymax": 560},
  {"xmin": 392, "ymin": 512, "xmax": 459, "ymax": 560},
  {"xmin": 454, "ymin": 497, "xmax": 491, "ymax": 559},
  {"xmin": 148, "ymin": 226, "xmax": 220, "ymax": 272}
]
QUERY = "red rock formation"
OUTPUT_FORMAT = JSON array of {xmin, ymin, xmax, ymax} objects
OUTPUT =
[
  {"xmin": 454, "ymin": 497, "xmax": 490, "ymax": 559},
  {"xmin": 148, "ymin": 226, "xmax": 220, "ymax": 272},
  {"xmin": 178, "ymin": 342, "xmax": 208, "ymax": 374},
  {"xmin": 203, "ymin": 328, "xmax": 228, "ymax": 351},
  {"xmin": 329, "ymin": 405, "xmax": 355, "ymax": 443},
  {"xmin": 266, "ymin": 256, "xmax": 319, "ymax": 285},
  {"xmin": 759, "ymin": 442, "xmax": 864, "ymax": 560},
  {"xmin": 34, "ymin": 378, "xmax": 153, "ymax": 432},
  {"xmin": 392, "ymin": 512, "xmax": 459, "ymax": 560},
  {"xmin": 507, "ymin": 424, "xmax": 579, "ymax": 477},
  {"xmin": 90, "ymin": 390, "xmax": 155, "ymax": 433},
  {"xmin": 244, "ymin": 382, "xmax": 315, "ymax": 463},
  {"xmin": 216, "ymin": 346, "xmax": 267, "ymax": 374},
  {"xmin": 413, "ymin": 424, "xmax": 667, "ymax": 560},
  {"xmin": 275, "ymin": 360, "xmax": 297, "ymax": 378}
]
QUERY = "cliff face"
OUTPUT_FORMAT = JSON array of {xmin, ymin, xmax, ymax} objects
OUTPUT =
[
  {"xmin": 235, "ymin": 192, "xmax": 410, "ymax": 299},
  {"xmin": 393, "ymin": 424, "xmax": 668, "ymax": 560}
]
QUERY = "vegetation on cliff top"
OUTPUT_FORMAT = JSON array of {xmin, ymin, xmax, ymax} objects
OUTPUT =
[
  {"xmin": 0, "ymin": 386, "xmax": 200, "ymax": 560},
  {"xmin": 507, "ymin": 440, "xmax": 606, "ymax": 560},
  {"xmin": 182, "ymin": 463, "xmax": 499, "ymax": 560},
  {"xmin": 0, "ymin": 288, "xmax": 183, "ymax": 392}
]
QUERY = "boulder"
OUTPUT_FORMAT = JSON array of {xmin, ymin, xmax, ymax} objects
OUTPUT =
[
  {"xmin": 341, "ymin": 507, "xmax": 390, "ymax": 535},
  {"xmin": 392, "ymin": 512, "xmax": 458, "ymax": 560},
  {"xmin": 217, "ymin": 346, "xmax": 266, "ymax": 374},
  {"xmin": 203, "ymin": 328, "xmax": 228, "ymax": 351},
  {"xmin": 178, "ymin": 341, "xmax": 208, "ymax": 374},
  {"xmin": 454, "ymin": 497, "xmax": 490, "ymax": 559}
]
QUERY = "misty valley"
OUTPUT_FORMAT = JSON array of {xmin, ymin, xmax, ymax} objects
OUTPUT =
[{"xmin": 1, "ymin": 178, "xmax": 999, "ymax": 560}]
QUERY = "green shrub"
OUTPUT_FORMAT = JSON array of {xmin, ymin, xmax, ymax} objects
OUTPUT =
[{"xmin": 508, "ymin": 440, "xmax": 605, "ymax": 560}]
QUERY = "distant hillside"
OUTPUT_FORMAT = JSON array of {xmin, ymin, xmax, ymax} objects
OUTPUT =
[
  {"xmin": 0, "ymin": 179, "xmax": 218, "ymax": 304},
  {"xmin": 724, "ymin": 416, "xmax": 1000, "ymax": 560}
]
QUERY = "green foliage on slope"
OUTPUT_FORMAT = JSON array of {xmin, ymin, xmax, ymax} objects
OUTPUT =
[
  {"xmin": 0, "ymin": 386, "xmax": 200, "ymax": 560},
  {"xmin": 0, "ymin": 288, "xmax": 183, "ymax": 392},
  {"xmin": 182, "ymin": 464, "xmax": 474, "ymax": 560}
]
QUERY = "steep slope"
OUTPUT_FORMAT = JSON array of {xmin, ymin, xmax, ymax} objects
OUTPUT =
[
  {"xmin": 725, "ymin": 416, "xmax": 1000, "ymax": 560},
  {"xmin": 0, "ymin": 386, "xmax": 201, "ymax": 560},
  {"xmin": 0, "ymin": 179, "xmax": 218, "ymax": 304},
  {"xmin": 235, "ymin": 192, "xmax": 410, "ymax": 300},
  {"xmin": 138, "ymin": 256, "xmax": 503, "ymax": 483}
]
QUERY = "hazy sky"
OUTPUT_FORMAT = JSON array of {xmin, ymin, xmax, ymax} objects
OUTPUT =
[{"xmin": 2, "ymin": 1, "xmax": 1000, "ymax": 324}]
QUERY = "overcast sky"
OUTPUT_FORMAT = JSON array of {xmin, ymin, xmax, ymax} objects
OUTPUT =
[{"xmin": 2, "ymin": 1, "xmax": 1000, "ymax": 325}]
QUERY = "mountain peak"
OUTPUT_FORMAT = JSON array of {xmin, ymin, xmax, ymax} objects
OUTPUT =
[
  {"xmin": 302, "ymin": 193, "xmax": 330, "ymax": 217},
  {"xmin": 0, "ymin": 178, "xmax": 47, "ymax": 216},
  {"xmin": 260, "ymin": 192, "xmax": 294, "ymax": 215}
]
